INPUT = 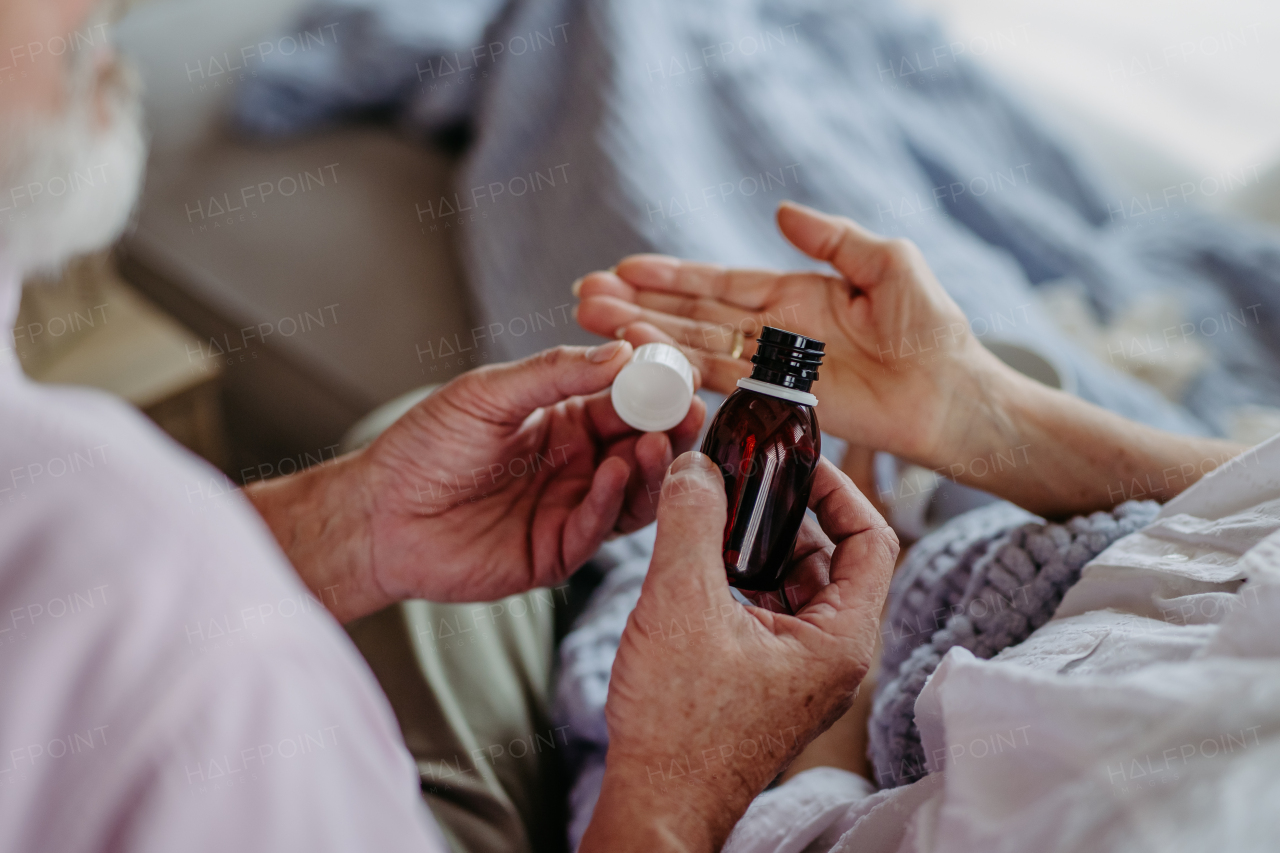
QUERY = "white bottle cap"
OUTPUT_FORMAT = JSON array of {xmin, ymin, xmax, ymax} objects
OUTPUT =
[{"xmin": 610, "ymin": 342, "xmax": 695, "ymax": 432}]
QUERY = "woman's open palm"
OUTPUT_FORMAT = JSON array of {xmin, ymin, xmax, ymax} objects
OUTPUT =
[{"xmin": 575, "ymin": 202, "xmax": 1002, "ymax": 468}]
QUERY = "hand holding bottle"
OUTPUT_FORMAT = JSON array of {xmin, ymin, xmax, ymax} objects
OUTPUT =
[{"xmin": 580, "ymin": 451, "xmax": 898, "ymax": 853}]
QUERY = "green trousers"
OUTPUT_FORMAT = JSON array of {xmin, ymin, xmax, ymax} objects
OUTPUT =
[
  {"xmin": 341, "ymin": 386, "xmax": 567, "ymax": 853},
  {"xmin": 347, "ymin": 592, "xmax": 568, "ymax": 853}
]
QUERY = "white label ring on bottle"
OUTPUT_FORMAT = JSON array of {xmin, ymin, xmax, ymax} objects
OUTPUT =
[{"xmin": 736, "ymin": 377, "xmax": 818, "ymax": 407}]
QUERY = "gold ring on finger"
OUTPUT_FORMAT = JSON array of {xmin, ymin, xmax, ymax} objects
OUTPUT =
[{"xmin": 729, "ymin": 329, "xmax": 746, "ymax": 359}]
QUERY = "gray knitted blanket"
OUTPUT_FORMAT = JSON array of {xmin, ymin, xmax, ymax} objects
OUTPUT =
[{"xmin": 869, "ymin": 499, "xmax": 1161, "ymax": 788}]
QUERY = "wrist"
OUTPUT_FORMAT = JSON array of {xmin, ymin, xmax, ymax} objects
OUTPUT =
[
  {"xmin": 244, "ymin": 450, "xmax": 387, "ymax": 623},
  {"xmin": 919, "ymin": 341, "xmax": 1028, "ymax": 471},
  {"xmin": 582, "ymin": 755, "xmax": 752, "ymax": 853},
  {"xmin": 991, "ymin": 370, "xmax": 1248, "ymax": 514}
]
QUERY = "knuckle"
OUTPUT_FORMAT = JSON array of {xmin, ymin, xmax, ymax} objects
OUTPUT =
[
  {"xmin": 846, "ymin": 659, "xmax": 872, "ymax": 687},
  {"xmin": 536, "ymin": 345, "xmax": 574, "ymax": 370},
  {"xmin": 818, "ymin": 223, "xmax": 848, "ymax": 261},
  {"xmin": 881, "ymin": 525, "xmax": 901, "ymax": 560},
  {"xmin": 458, "ymin": 363, "xmax": 499, "ymax": 395},
  {"xmin": 883, "ymin": 238, "xmax": 915, "ymax": 265},
  {"xmin": 833, "ymin": 216, "xmax": 872, "ymax": 243},
  {"xmin": 834, "ymin": 215, "xmax": 864, "ymax": 235},
  {"xmin": 678, "ymin": 296, "xmax": 703, "ymax": 317}
]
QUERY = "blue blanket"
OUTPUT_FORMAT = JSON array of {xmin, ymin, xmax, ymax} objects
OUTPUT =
[{"xmin": 237, "ymin": 0, "xmax": 1280, "ymax": 845}]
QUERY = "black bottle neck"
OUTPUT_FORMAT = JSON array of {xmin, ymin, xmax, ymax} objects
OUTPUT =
[{"xmin": 749, "ymin": 326, "xmax": 825, "ymax": 393}]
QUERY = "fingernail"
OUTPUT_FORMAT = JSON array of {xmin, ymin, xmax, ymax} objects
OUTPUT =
[
  {"xmin": 586, "ymin": 339, "xmax": 627, "ymax": 363},
  {"xmin": 668, "ymin": 451, "xmax": 716, "ymax": 475},
  {"xmin": 614, "ymin": 326, "xmax": 627, "ymax": 340},
  {"xmin": 571, "ymin": 276, "xmax": 584, "ymax": 297}
]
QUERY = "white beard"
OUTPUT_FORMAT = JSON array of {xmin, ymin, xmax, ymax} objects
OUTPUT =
[{"xmin": 0, "ymin": 51, "xmax": 147, "ymax": 279}]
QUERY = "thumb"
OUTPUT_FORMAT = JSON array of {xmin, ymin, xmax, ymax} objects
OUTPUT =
[
  {"xmin": 456, "ymin": 341, "xmax": 632, "ymax": 425},
  {"xmin": 777, "ymin": 201, "xmax": 908, "ymax": 288},
  {"xmin": 647, "ymin": 452, "xmax": 732, "ymax": 603}
]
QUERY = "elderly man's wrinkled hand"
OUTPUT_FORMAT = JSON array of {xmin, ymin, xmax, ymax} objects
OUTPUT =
[
  {"xmin": 250, "ymin": 342, "xmax": 706, "ymax": 621},
  {"xmin": 580, "ymin": 452, "xmax": 897, "ymax": 853},
  {"xmin": 358, "ymin": 342, "xmax": 707, "ymax": 605}
]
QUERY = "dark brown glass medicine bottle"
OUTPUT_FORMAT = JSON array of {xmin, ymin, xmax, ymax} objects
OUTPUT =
[{"xmin": 700, "ymin": 327, "xmax": 823, "ymax": 609}]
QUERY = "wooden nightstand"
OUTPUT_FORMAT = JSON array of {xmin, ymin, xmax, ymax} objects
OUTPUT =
[{"xmin": 15, "ymin": 252, "xmax": 230, "ymax": 470}]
